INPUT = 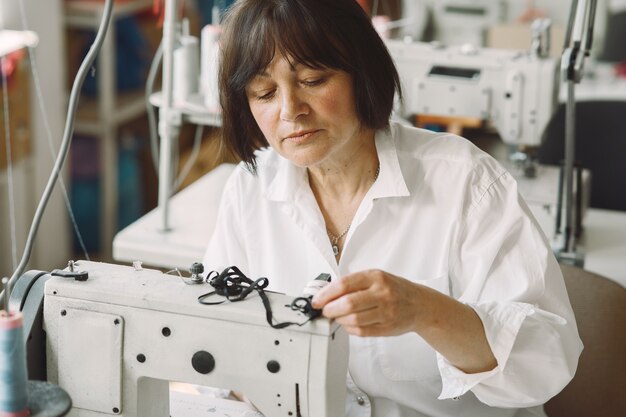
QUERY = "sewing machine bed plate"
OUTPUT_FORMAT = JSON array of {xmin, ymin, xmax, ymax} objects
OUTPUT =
[{"xmin": 44, "ymin": 261, "xmax": 336, "ymax": 335}]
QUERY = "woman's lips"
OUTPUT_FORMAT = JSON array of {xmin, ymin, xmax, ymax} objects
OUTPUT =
[{"xmin": 284, "ymin": 130, "xmax": 320, "ymax": 143}]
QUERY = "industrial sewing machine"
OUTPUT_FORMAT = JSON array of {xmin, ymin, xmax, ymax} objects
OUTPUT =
[
  {"xmin": 385, "ymin": 32, "xmax": 559, "ymax": 176},
  {"xmin": 12, "ymin": 261, "xmax": 349, "ymax": 417},
  {"xmin": 385, "ymin": 30, "xmax": 594, "ymax": 253}
]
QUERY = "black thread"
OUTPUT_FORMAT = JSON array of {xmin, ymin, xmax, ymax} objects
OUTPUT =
[{"xmin": 197, "ymin": 266, "xmax": 320, "ymax": 328}]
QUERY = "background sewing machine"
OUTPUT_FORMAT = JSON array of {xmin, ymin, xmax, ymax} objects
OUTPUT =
[
  {"xmin": 386, "ymin": 34, "xmax": 558, "ymax": 172},
  {"xmin": 384, "ymin": 33, "xmax": 591, "ymax": 246},
  {"xmin": 14, "ymin": 261, "xmax": 348, "ymax": 417}
]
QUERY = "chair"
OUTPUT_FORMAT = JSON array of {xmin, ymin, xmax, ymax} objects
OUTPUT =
[
  {"xmin": 538, "ymin": 101, "xmax": 626, "ymax": 211},
  {"xmin": 544, "ymin": 264, "xmax": 626, "ymax": 417}
]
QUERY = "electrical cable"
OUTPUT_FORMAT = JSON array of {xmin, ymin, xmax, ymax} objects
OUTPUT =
[
  {"xmin": 17, "ymin": 0, "xmax": 90, "ymax": 262},
  {"xmin": 3, "ymin": 0, "xmax": 114, "ymax": 295}
]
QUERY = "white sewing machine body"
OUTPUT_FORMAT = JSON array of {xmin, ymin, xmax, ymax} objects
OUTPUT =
[
  {"xmin": 41, "ymin": 261, "xmax": 348, "ymax": 417},
  {"xmin": 386, "ymin": 39, "xmax": 559, "ymax": 148}
]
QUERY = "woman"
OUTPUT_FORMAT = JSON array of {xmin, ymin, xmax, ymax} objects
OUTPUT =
[{"xmin": 203, "ymin": 0, "xmax": 582, "ymax": 416}]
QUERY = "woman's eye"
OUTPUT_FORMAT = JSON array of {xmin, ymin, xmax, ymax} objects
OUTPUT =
[
  {"xmin": 301, "ymin": 78, "xmax": 326, "ymax": 87},
  {"xmin": 256, "ymin": 90, "xmax": 275, "ymax": 101}
]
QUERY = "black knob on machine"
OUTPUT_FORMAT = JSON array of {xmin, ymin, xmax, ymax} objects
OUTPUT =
[{"xmin": 192, "ymin": 350, "xmax": 215, "ymax": 374}]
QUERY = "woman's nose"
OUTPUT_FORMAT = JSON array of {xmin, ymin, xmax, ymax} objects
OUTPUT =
[{"xmin": 280, "ymin": 90, "xmax": 308, "ymax": 122}]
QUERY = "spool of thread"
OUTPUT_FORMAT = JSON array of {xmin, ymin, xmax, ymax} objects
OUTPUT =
[
  {"xmin": 0, "ymin": 311, "xmax": 30, "ymax": 417},
  {"xmin": 201, "ymin": 24, "xmax": 222, "ymax": 112},
  {"xmin": 173, "ymin": 34, "xmax": 200, "ymax": 104},
  {"xmin": 301, "ymin": 273, "xmax": 332, "ymax": 298}
]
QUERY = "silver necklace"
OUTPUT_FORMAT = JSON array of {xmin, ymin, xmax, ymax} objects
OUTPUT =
[
  {"xmin": 328, "ymin": 224, "xmax": 351, "ymax": 256},
  {"xmin": 327, "ymin": 164, "xmax": 380, "ymax": 257}
]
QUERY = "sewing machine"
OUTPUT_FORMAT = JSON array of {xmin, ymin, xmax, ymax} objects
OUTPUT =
[
  {"xmin": 385, "ymin": 36, "xmax": 559, "ymax": 175},
  {"xmin": 15, "ymin": 261, "xmax": 348, "ymax": 417},
  {"xmin": 430, "ymin": 0, "xmax": 508, "ymax": 47},
  {"xmin": 384, "ymin": 34, "xmax": 597, "ymax": 254}
]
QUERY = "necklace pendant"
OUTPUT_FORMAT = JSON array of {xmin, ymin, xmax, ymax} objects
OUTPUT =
[{"xmin": 332, "ymin": 244, "xmax": 339, "ymax": 256}]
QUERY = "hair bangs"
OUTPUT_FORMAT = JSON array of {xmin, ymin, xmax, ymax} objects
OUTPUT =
[
  {"xmin": 227, "ymin": 14, "xmax": 277, "ymax": 94},
  {"xmin": 271, "ymin": 5, "xmax": 353, "ymax": 73},
  {"xmin": 226, "ymin": 0, "xmax": 358, "ymax": 93}
]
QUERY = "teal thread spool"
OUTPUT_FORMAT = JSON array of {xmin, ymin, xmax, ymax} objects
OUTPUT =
[{"xmin": 0, "ymin": 311, "xmax": 30, "ymax": 417}]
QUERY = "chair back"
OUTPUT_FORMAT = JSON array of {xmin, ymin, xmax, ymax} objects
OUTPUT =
[
  {"xmin": 539, "ymin": 101, "xmax": 626, "ymax": 211},
  {"xmin": 544, "ymin": 264, "xmax": 626, "ymax": 417}
]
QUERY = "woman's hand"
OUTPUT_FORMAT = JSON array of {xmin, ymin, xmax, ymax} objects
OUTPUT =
[
  {"xmin": 311, "ymin": 269, "xmax": 498, "ymax": 373},
  {"xmin": 311, "ymin": 269, "xmax": 429, "ymax": 337}
]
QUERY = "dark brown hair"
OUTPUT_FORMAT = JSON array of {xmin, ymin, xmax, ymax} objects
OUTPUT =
[{"xmin": 219, "ymin": 0, "xmax": 402, "ymax": 171}]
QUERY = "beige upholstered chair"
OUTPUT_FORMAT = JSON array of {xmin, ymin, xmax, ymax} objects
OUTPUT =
[{"xmin": 544, "ymin": 264, "xmax": 626, "ymax": 417}]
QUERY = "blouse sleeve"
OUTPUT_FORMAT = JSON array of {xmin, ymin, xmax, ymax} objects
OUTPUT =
[
  {"xmin": 202, "ymin": 167, "xmax": 249, "ymax": 274},
  {"xmin": 439, "ymin": 170, "xmax": 583, "ymax": 407}
]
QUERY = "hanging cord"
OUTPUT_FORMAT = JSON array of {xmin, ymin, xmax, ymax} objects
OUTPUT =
[
  {"xmin": 2, "ymin": 0, "xmax": 114, "ymax": 296},
  {"xmin": 17, "ymin": 0, "xmax": 90, "ymax": 261},
  {"xmin": 197, "ymin": 266, "xmax": 325, "ymax": 328}
]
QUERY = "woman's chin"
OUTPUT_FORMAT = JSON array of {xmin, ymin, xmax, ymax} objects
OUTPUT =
[{"xmin": 280, "ymin": 148, "xmax": 330, "ymax": 169}]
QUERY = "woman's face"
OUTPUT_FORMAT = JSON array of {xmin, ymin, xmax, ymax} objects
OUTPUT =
[{"xmin": 246, "ymin": 54, "xmax": 369, "ymax": 168}]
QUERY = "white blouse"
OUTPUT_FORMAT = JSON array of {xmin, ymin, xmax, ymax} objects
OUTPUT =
[{"xmin": 203, "ymin": 122, "xmax": 583, "ymax": 417}]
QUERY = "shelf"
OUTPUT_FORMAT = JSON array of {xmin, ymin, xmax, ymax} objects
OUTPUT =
[
  {"xmin": 64, "ymin": 0, "xmax": 153, "ymax": 28},
  {"xmin": 73, "ymin": 90, "xmax": 147, "ymax": 135},
  {"xmin": 149, "ymin": 92, "xmax": 222, "ymax": 127}
]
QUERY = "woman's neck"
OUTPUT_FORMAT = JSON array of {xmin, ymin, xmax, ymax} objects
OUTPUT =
[
  {"xmin": 307, "ymin": 131, "xmax": 379, "ymax": 243},
  {"xmin": 306, "ymin": 131, "xmax": 379, "ymax": 201}
]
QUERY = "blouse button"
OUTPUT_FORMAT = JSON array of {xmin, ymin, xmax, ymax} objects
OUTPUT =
[{"xmin": 356, "ymin": 396, "xmax": 366, "ymax": 406}]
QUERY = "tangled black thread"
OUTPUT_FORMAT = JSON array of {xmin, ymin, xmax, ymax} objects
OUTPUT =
[{"xmin": 197, "ymin": 266, "xmax": 321, "ymax": 328}]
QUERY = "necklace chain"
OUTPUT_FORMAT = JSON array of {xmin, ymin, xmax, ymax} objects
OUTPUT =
[
  {"xmin": 327, "ymin": 224, "xmax": 351, "ymax": 245},
  {"xmin": 327, "ymin": 164, "xmax": 380, "ymax": 256}
]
